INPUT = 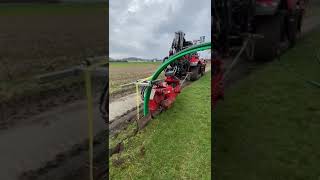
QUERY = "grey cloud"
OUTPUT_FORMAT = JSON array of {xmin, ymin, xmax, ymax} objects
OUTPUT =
[{"xmin": 110, "ymin": 0, "xmax": 211, "ymax": 59}]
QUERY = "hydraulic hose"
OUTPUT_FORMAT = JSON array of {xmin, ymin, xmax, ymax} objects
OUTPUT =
[{"xmin": 143, "ymin": 42, "xmax": 211, "ymax": 115}]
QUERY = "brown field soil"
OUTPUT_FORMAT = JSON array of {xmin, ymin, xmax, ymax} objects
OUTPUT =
[
  {"xmin": 0, "ymin": 14, "xmax": 106, "ymax": 81},
  {"xmin": 109, "ymin": 62, "xmax": 162, "ymax": 93}
]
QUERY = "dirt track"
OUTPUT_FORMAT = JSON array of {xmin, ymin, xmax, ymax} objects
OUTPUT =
[{"xmin": 0, "ymin": 97, "xmax": 106, "ymax": 180}]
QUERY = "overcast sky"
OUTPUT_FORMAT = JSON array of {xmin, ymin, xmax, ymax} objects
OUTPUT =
[{"xmin": 109, "ymin": 0, "xmax": 211, "ymax": 59}]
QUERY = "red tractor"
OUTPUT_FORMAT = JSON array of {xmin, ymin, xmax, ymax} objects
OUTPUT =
[
  {"xmin": 213, "ymin": 0, "xmax": 307, "ymax": 60},
  {"xmin": 163, "ymin": 31, "xmax": 206, "ymax": 81},
  {"xmin": 147, "ymin": 67, "xmax": 182, "ymax": 116},
  {"xmin": 188, "ymin": 52, "xmax": 207, "ymax": 81},
  {"xmin": 212, "ymin": 0, "xmax": 307, "ymax": 106},
  {"xmin": 137, "ymin": 32, "xmax": 208, "ymax": 127}
]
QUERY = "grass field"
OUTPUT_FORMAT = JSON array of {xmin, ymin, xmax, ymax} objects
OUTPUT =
[
  {"xmin": 214, "ymin": 28, "xmax": 320, "ymax": 179},
  {"xmin": 109, "ymin": 61, "xmax": 162, "ymax": 94},
  {"xmin": 110, "ymin": 73, "xmax": 211, "ymax": 179}
]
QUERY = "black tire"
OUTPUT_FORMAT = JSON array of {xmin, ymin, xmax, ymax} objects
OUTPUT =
[
  {"xmin": 254, "ymin": 14, "xmax": 282, "ymax": 61},
  {"xmin": 190, "ymin": 65, "xmax": 200, "ymax": 81},
  {"xmin": 287, "ymin": 10, "xmax": 299, "ymax": 48}
]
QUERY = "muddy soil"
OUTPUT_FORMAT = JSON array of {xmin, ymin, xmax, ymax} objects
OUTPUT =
[
  {"xmin": 0, "ymin": 77, "xmax": 106, "ymax": 131},
  {"xmin": 0, "ymin": 14, "xmax": 106, "ymax": 81},
  {"xmin": 0, "ymin": 11, "xmax": 107, "ymax": 131},
  {"xmin": 20, "ymin": 130, "xmax": 107, "ymax": 180}
]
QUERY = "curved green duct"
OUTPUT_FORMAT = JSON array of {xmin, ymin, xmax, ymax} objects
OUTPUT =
[{"xmin": 143, "ymin": 42, "xmax": 212, "ymax": 115}]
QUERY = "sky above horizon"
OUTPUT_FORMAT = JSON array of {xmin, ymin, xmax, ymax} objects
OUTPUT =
[{"xmin": 109, "ymin": 0, "xmax": 211, "ymax": 59}]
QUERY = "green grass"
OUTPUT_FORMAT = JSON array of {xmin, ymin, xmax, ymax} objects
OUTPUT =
[
  {"xmin": 214, "ymin": 28, "xmax": 320, "ymax": 179},
  {"xmin": 0, "ymin": 3, "xmax": 107, "ymax": 16},
  {"xmin": 110, "ymin": 73, "xmax": 211, "ymax": 179}
]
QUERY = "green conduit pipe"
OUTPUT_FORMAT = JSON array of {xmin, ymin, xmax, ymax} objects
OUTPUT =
[{"xmin": 143, "ymin": 42, "xmax": 212, "ymax": 116}]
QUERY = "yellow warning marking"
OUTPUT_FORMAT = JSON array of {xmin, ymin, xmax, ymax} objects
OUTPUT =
[
  {"xmin": 134, "ymin": 75, "xmax": 152, "ymax": 120},
  {"xmin": 136, "ymin": 83, "xmax": 140, "ymax": 120},
  {"xmin": 84, "ymin": 60, "xmax": 108, "ymax": 180}
]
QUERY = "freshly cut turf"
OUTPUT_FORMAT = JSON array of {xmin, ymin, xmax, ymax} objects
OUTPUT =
[
  {"xmin": 110, "ymin": 73, "xmax": 211, "ymax": 179},
  {"xmin": 214, "ymin": 28, "xmax": 320, "ymax": 179}
]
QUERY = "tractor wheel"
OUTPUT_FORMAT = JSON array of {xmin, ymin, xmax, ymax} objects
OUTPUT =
[
  {"xmin": 287, "ymin": 10, "xmax": 299, "ymax": 48},
  {"xmin": 190, "ymin": 65, "xmax": 200, "ymax": 81},
  {"xmin": 254, "ymin": 14, "xmax": 282, "ymax": 61}
]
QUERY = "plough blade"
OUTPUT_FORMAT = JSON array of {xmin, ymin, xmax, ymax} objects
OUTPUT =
[{"xmin": 137, "ymin": 114, "xmax": 152, "ymax": 130}]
